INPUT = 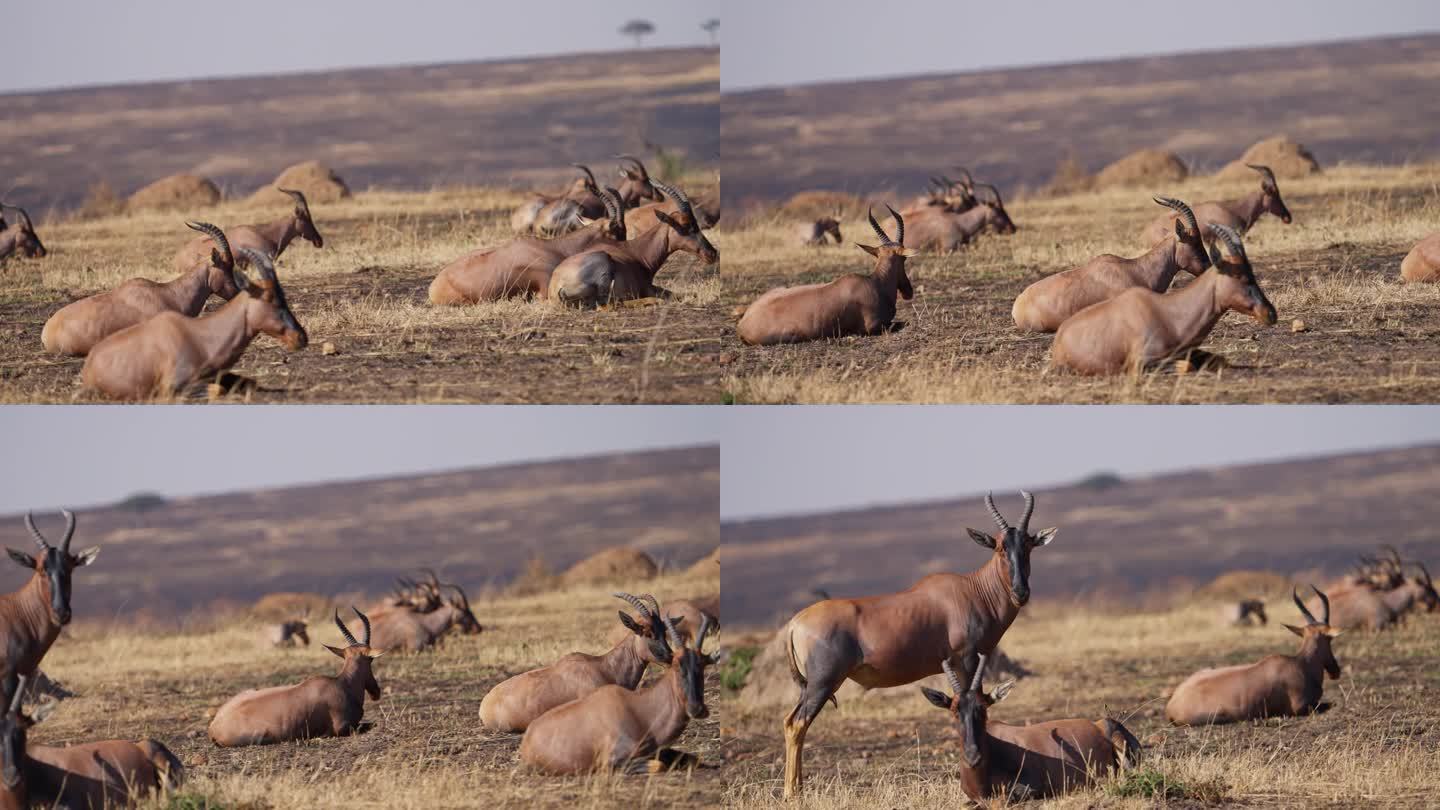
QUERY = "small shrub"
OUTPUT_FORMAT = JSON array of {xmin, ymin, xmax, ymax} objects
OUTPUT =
[
  {"xmin": 720, "ymin": 645, "xmax": 759, "ymax": 692},
  {"xmin": 1077, "ymin": 471, "xmax": 1124, "ymax": 491},
  {"xmin": 162, "ymin": 792, "xmax": 269, "ymax": 810},
  {"xmin": 1110, "ymin": 767, "xmax": 1227, "ymax": 803}
]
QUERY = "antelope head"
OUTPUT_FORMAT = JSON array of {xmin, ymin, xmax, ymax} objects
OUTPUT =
[
  {"xmin": 1287, "ymin": 586, "xmax": 1342, "ymax": 679},
  {"xmin": 615, "ymin": 155, "xmax": 661, "ymax": 204},
  {"xmin": 975, "ymin": 184, "xmax": 1016, "ymax": 234},
  {"xmin": 815, "ymin": 216, "xmax": 842, "ymax": 244},
  {"xmin": 184, "ymin": 221, "xmax": 241, "ymax": 299},
  {"xmin": 967, "ymin": 492, "xmax": 1057, "ymax": 608},
  {"xmin": 615, "ymin": 592, "xmax": 688, "ymax": 665},
  {"xmin": 858, "ymin": 204, "xmax": 915, "ymax": 300},
  {"xmin": 1, "ymin": 203, "xmax": 46, "ymax": 258},
  {"xmin": 9, "ymin": 511, "xmax": 100, "ymax": 626},
  {"xmin": 326, "ymin": 607, "xmax": 384, "ymax": 700},
  {"xmin": 234, "ymin": 248, "xmax": 309, "ymax": 350},
  {"xmin": 1153, "ymin": 196, "xmax": 1212, "ymax": 276},
  {"xmin": 570, "ymin": 164, "xmax": 600, "ymax": 198},
  {"xmin": 651, "ymin": 180, "xmax": 719, "ymax": 265},
  {"xmin": 920, "ymin": 657, "xmax": 1013, "ymax": 767},
  {"xmin": 942, "ymin": 168, "xmax": 977, "ymax": 211},
  {"xmin": 1247, "ymin": 164, "xmax": 1292, "ymax": 224},
  {"xmin": 282, "ymin": 619, "xmax": 310, "ymax": 645},
  {"xmin": 278, "ymin": 188, "xmax": 324, "ymax": 248},
  {"xmin": 1407, "ymin": 563, "xmax": 1438, "ymax": 612},
  {"xmin": 441, "ymin": 583, "xmax": 483, "ymax": 634},
  {"xmin": 663, "ymin": 611, "xmax": 719, "ymax": 720},
  {"xmin": 1240, "ymin": 599, "xmax": 1268, "ymax": 625},
  {"xmin": 1207, "ymin": 224, "xmax": 1277, "ymax": 326}
]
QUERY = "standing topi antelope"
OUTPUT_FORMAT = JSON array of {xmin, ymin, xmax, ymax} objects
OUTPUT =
[
  {"xmin": 922, "ymin": 657, "xmax": 1140, "ymax": 802},
  {"xmin": 796, "ymin": 216, "xmax": 843, "ymax": 246},
  {"xmin": 81, "ymin": 248, "xmax": 308, "ymax": 400},
  {"xmin": 0, "ymin": 511, "xmax": 100, "ymax": 706},
  {"xmin": 171, "ymin": 189, "xmax": 324, "ymax": 273},
  {"xmin": 3, "ymin": 676, "xmax": 184, "ymax": 809},
  {"xmin": 209, "ymin": 608, "xmax": 383, "ymax": 746},
  {"xmin": 41, "ymin": 222, "xmax": 241, "ymax": 357},
  {"xmin": 480, "ymin": 593, "xmax": 679, "ymax": 733},
  {"xmin": 1050, "ymin": 224, "xmax": 1276, "ymax": 375},
  {"xmin": 780, "ymin": 492, "xmax": 1057, "ymax": 798},
  {"xmin": 268, "ymin": 617, "xmax": 310, "ymax": 648},
  {"xmin": 548, "ymin": 181, "xmax": 718, "ymax": 307},
  {"xmin": 1225, "ymin": 599, "xmax": 1268, "ymax": 627},
  {"xmin": 1139, "ymin": 164, "xmax": 1292, "ymax": 247},
  {"xmin": 902, "ymin": 183, "xmax": 1015, "ymax": 252},
  {"xmin": 519, "ymin": 613, "xmax": 719, "ymax": 774},
  {"xmin": 1400, "ymin": 231, "xmax": 1440, "ymax": 283},
  {"xmin": 0, "ymin": 203, "xmax": 46, "ymax": 262},
  {"xmin": 1166, "ymin": 586, "xmax": 1341, "ymax": 725},
  {"xmin": 1012, "ymin": 197, "xmax": 1211, "ymax": 333},
  {"xmin": 737, "ymin": 205, "xmax": 914, "ymax": 345}
]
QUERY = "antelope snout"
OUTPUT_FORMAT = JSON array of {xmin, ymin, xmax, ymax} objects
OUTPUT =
[
  {"xmin": 1010, "ymin": 587, "xmax": 1030, "ymax": 608},
  {"xmin": 1254, "ymin": 302, "xmax": 1278, "ymax": 327},
  {"xmin": 285, "ymin": 326, "xmax": 310, "ymax": 351}
]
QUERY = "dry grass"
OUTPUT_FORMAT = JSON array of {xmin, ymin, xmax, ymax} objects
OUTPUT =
[
  {"xmin": 721, "ymin": 600, "xmax": 1440, "ymax": 808},
  {"xmin": 36, "ymin": 567, "xmax": 721, "ymax": 809},
  {"xmin": 0, "ymin": 178, "xmax": 721, "ymax": 403},
  {"xmin": 720, "ymin": 163, "xmax": 1440, "ymax": 403}
]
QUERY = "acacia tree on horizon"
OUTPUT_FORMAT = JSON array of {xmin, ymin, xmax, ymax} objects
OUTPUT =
[
  {"xmin": 620, "ymin": 19, "xmax": 655, "ymax": 48},
  {"xmin": 702, "ymin": 18, "xmax": 719, "ymax": 45}
]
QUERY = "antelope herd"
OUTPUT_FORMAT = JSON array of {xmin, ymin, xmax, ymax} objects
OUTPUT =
[
  {"xmin": 775, "ymin": 493, "xmax": 1437, "ymax": 802},
  {"xmin": 0, "ymin": 509, "xmax": 721, "ymax": 805}
]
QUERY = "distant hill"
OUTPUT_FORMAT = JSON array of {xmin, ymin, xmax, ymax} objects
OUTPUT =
[
  {"xmin": 2, "ymin": 47, "xmax": 718, "ymax": 212},
  {"xmin": 721, "ymin": 33, "xmax": 1440, "ymax": 209},
  {"xmin": 721, "ymin": 445, "xmax": 1440, "ymax": 627},
  {"xmin": 0, "ymin": 446, "xmax": 718, "ymax": 619}
]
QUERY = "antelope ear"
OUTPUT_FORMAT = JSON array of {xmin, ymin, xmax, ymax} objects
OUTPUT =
[
  {"xmin": 73, "ymin": 546, "xmax": 100, "ymax": 567},
  {"xmin": 210, "ymin": 248, "xmax": 225, "ymax": 268},
  {"xmin": 366, "ymin": 648, "xmax": 385, "ymax": 659},
  {"xmin": 705, "ymin": 647, "xmax": 731, "ymax": 667},
  {"xmin": 1174, "ymin": 220, "xmax": 1185, "ymax": 239},
  {"xmin": 919, "ymin": 686, "xmax": 952, "ymax": 710},
  {"xmin": 621, "ymin": 169, "xmax": 640, "ymax": 181},
  {"xmin": 6, "ymin": 549, "xmax": 36, "ymax": 569},
  {"xmin": 1324, "ymin": 627, "xmax": 1344, "ymax": 638},
  {"xmin": 324, "ymin": 644, "xmax": 347, "ymax": 658},
  {"xmin": 1208, "ymin": 244, "xmax": 1223, "ymax": 268},
  {"xmin": 654, "ymin": 211, "xmax": 680, "ymax": 229},
  {"xmin": 899, "ymin": 248, "xmax": 919, "ymax": 257},
  {"xmin": 618, "ymin": 611, "xmax": 646, "ymax": 637},
  {"xmin": 576, "ymin": 216, "xmax": 595, "ymax": 227},
  {"xmin": 1030, "ymin": 528, "xmax": 1058, "ymax": 548},
  {"xmin": 1282, "ymin": 624, "xmax": 1305, "ymax": 637},
  {"xmin": 856, "ymin": 243, "xmax": 880, "ymax": 257},
  {"xmin": 966, "ymin": 529, "xmax": 996, "ymax": 550},
  {"xmin": 989, "ymin": 680, "xmax": 1015, "ymax": 703}
]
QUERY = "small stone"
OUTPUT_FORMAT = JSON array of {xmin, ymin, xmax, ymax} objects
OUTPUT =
[
  {"xmin": 321, "ymin": 341, "xmax": 338, "ymax": 355},
  {"xmin": 1291, "ymin": 319, "xmax": 1308, "ymax": 333}
]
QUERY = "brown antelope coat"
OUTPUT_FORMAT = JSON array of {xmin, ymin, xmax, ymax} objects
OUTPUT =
[
  {"xmin": 360, "ymin": 584, "xmax": 480, "ymax": 653},
  {"xmin": 0, "ymin": 204, "xmax": 45, "ymax": 263},
  {"xmin": 1050, "ymin": 224, "xmax": 1276, "ymax": 375},
  {"xmin": 903, "ymin": 184, "xmax": 1015, "ymax": 252},
  {"xmin": 171, "ymin": 189, "xmax": 323, "ymax": 272},
  {"xmin": 737, "ymin": 206, "xmax": 914, "ymax": 345},
  {"xmin": 42, "ymin": 222, "xmax": 240, "ymax": 356},
  {"xmin": 1401, "ymin": 232, "xmax": 1440, "ymax": 283},
  {"xmin": 1139, "ymin": 164, "xmax": 1293, "ymax": 246}
]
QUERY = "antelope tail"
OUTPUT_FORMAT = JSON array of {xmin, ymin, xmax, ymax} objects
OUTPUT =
[
  {"xmin": 1099, "ymin": 718, "xmax": 1142, "ymax": 769},
  {"xmin": 785, "ymin": 626, "xmax": 838, "ymax": 709}
]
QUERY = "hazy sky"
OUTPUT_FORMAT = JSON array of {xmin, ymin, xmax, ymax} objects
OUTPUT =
[
  {"xmin": 723, "ymin": 1, "xmax": 1440, "ymax": 91},
  {"xmin": 6, "ymin": 2, "xmax": 716, "ymax": 94},
  {"xmin": 0, "ymin": 406, "xmax": 719, "ymax": 513},
  {"xmin": 721, "ymin": 406, "xmax": 1440, "ymax": 520}
]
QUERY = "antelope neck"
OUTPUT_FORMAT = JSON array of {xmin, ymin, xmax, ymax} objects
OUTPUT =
[
  {"xmin": 600, "ymin": 636, "xmax": 651, "ymax": 689},
  {"xmin": 1134, "ymin": 237, "xmax": 1186, "ymax": 289},
  {"xmin": 188, "ymin": 295, "xmax": 262, "ymax": 372},
  {"xmin": 1226, "ymin": 192, "xmax": 1267, "ymax": 229},
  {"xmin": 1151, "ymin": 271, "xmax": 1226, "ymax": 348},
  {"xmin": 164, "ymin": 265, "xmax": 218, "ymax": 316},
  {"xmin": 255, "ymin": 216, "xmax": 302, "ymax": 253}
]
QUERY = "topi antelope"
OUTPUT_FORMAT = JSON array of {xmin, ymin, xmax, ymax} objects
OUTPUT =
[
  {"xmin": 362, "ymin": 583, "xmax": 481, "ymax": 653},
  {"xmin": 0, "ymin": 203, "xmax": 46, "ymax": 262},
  {"xmin": 519, "ymin": 613, "xmax": 719, "ymax": 774},
  {"xmin": 518, "ymin": 165, "xmax": 609, "ymax": 237},
  {"xmin": 41, "ymin": 222, "xmax": 241, "ymax": 357},
  {"xmin": 1225, "ymin": 599, "xmax": 1268, "ymax": 627},
  {"xmin": 3, "ymin": 678, "xmax": 184, "ymax": 809},
  {"xmin": 737, "ymin": 206, "xmax": 914, "ymax": 345},
  {"xmin": 922, "ymin": 657, "xmax": 1139, "ymax": 802},
  {"xmin": 796, "ymin": 216, "xmax": 843, "ymax": 246},
  {"xmin": 903, "ymin": 183, "xmax": 1015, "ymax": 252},
  {"xmin": 1317, "ymin": 562, "xmax": 1437, "ymax": 630},
  {"xmin": 613, "ymin": 155, "xmax": 663, "ymax": 208},
  {"xmin": 1400, "ymin": 231, "xmax": 1440, "ymax": 283},
  {"xmin": 171, "ymin": 189, "xmax": 324, "ymax": 273},
  {"xmin": 268, "ymin": 618, "xmax": 310, "ymax": 648},
  {"xmin": 1012, "ymin": 197, "xmax": 1211, "ymax": 333},
  {"xmin": 480, "ymin": 593, "xmax": 680, "ymax": 732},
  {"xmin": 209, "ymin": 608, "xmax": 383, "ymax": 746},
  {"xmin": 0, "ymin": 512, "xmax": 100, "ymax": 706},
  {"xmin": 605, "ymin": 596, "xmax": 717, "ymax": 649},
  {"xmin": 1167, "ymin": 587, "xmax": 1341, "ymax": 725},
  {"xmin": 81, "ymin": 248, "xmax": 308, "ymax": 400},
  {"xmin": 548, "ymin": 181, "xmax": 718, "ymax": 306},
  {"xmin": 780, "ymin": 492, "xmax": 1057, "ymax": 798},
  {"xmin": 1050, "ymin": 224, "xmax": 1276, "ymax": 375},
  {"xmin": 1140, "ymin": 164, "xmax": 1293, "ymax": 247},
  {"xmin": 430, "ymin": 189, "xmax": 627, "ymax": 305}
]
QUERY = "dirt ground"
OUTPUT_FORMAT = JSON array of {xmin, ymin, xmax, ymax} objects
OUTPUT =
[{"xmin": 720, "ymin": 164, "xmax": 1440, "ymax": 403}]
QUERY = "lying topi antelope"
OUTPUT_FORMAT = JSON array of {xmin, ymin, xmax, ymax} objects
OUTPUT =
[
  {"xmin": 209, "ymin": 608, "xmax": 383, "ymax": 746},
  {"xmin": 737, "ymin": 205, "xmax": 914, "ymax": 345},
  {"xmin": 480, "ymin": 593, "xmax": 680, "ymax": 732},
  {"xmin": 1139, "ymin": 164, "xmax": 1292, "ymax": 247},
  {"xmin": 0, "ymin": 511, "xmax": 100, "ymax": 706},
  {"xmin": 781, "ymin": 492, "xmax": 1057, "ymax": 798},
  {"xmin": 796, "ymin": 216, "xmax": 843, "ymax": 246},
  {"xmin": 1315, "ymin": 561, "xmax": 1438, "ymax": 631},
  {"xmin": 430, "ymin": 188, "xmax": 627, "ymax": 304},
  {"xmin": 1166, "ymin": 586, "xmax": 1341, "ymax": 725},
  {"xmin": 0, "ymin": 203, "xmax": 46, "ymax": 262},
  {"xmin": 511, "ymin": 164, "xmax": 602, "ymax": 235},
  {"xmin": 81, "ymin": 248, "xmax": 308, "ymax": 400},
  {"xmin": 361, "ymin": 582, "xmax": 481, "ymax": 653},
  {"xmin": 268, "ymin": 617, "xmax": 310, "ymax": 648},
  {"xmin": 1012, "ymin": 197, "xmax": 1211, "ymax": 333},
  {"xmin": 519, "ymin": 613, "xmax": 720, "ymax": 774},
  {"xmin": 3, "ymin": 676, "xmax": 184, "ymax": 809},
  {"xmin": 605, "ymin": 595, "xmax": 718, "ymax": 649},
  {"xmin": 41, "ymin": 222, "xmax": 241, "ymax": 357},
  {"xmin": 1050, "ymin": 223, "xmax": 1276, "ymax": 375},
  {"xmin": 902, "ymin": 183, "xmax": 1015, "ymax": 252},
  {"xmin": 1401, "ymin": 231, "xmax": 1440, "ymax": 283},
  {"xmin": 548, "ymin": 180, "xmax": 718, "ymax": 307},
  {"xmin": 922, "ymin": 657, "xmax": 1139, "ymax": 802},
  {"xmin": 171, "ymin": 189, "xmax": 324, "ymax": 273}
]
